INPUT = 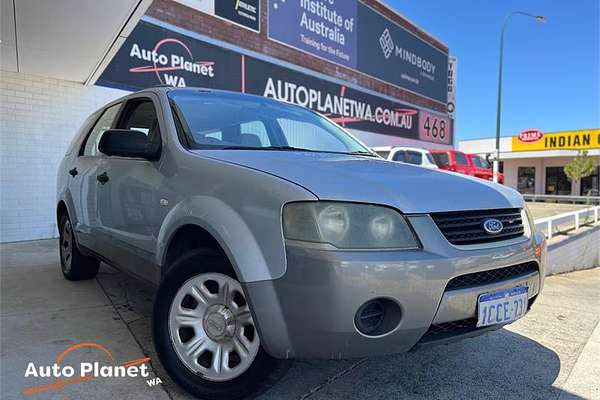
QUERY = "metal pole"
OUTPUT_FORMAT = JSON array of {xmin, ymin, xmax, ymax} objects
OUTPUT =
[{"xmin": 493, "ymin": 12, "xmax": 545, "ymax": 183}]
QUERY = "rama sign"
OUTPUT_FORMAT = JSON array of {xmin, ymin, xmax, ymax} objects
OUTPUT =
[{"xmin": 512, "ymin": 129, "xmax": 600, "ymax": 151}]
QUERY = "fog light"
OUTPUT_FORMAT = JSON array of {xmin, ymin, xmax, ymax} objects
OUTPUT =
[{"xmin": 354, "ymin": 300, "xmax": 385, "ymax": 335}]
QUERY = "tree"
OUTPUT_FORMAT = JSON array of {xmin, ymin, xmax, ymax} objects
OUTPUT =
[{"xmin": 563, "ymin": 150, "xmax": 598, "ymax": 195}]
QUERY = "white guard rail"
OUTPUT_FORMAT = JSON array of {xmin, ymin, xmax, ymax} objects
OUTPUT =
[
  {"xmin": 534, "ymin": 206, "xmax": 600, "ymax": 239},
  {"xmin": 524, "ymin": 194, "xmax": 600, "ymax": 205}
]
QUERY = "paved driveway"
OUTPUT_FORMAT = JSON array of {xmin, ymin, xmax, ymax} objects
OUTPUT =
[{"xmin": 1, "ymin": 239, "xmax": 598, "ymax": 400}]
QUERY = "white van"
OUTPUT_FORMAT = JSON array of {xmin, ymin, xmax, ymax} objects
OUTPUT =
[{"xmin": 372, "ymin": 146, "xmax": 439, "ymax": 169}]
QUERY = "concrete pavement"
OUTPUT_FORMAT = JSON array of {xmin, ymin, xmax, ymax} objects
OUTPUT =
[{"xmin": 1, "ymin": 239, "xmax": 599, "ymax": 400}]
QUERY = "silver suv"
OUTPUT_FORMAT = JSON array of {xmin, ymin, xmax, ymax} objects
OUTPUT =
[{"xmin": 57, "ymin": 88, "xmax": 546, "ymax": 399}]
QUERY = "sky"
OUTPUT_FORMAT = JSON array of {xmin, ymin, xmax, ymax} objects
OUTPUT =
[{"xmin": 386, "ymin": 0, "xmax": 600, "ymax": 142}]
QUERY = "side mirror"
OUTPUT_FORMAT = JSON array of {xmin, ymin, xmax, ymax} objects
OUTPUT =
[{"xmin": 98, "ymin": 129, "xmax": 160, "ymax": 160}]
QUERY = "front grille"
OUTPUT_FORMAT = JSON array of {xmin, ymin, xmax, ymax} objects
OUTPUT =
[
  {"xmin": 422, "ymin": 318, "xmax": 478, "ymax": 340},
  {"xmin": 446, "ymin": 261, "xmax": 539, "ymax": 290},
  {"xmin": 431, "ymin": 208, "xmax": 524, "ymax": 245}
]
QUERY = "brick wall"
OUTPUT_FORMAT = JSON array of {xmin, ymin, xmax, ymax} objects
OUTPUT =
[
  {"xmin": 0, "ymin": 71, "xmax": 126, "ymax": 242},
  {"xmin": 146, "ymin": 0, "xmax": 448, "ymax": 113}
]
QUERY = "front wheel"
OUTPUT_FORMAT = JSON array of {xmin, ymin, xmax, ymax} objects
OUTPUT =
[{"xmin": 153, "ymin": 249, "xmax": 285, "ymax": 399}]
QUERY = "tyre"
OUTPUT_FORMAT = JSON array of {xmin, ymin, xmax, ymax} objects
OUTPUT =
[
  {"xmin": 58, "ymin": 214, "xmax": 100, "ymax": 280},
  {"xmin": 153, "ymin": 249, "xmax": 285, "ymax": 400}
]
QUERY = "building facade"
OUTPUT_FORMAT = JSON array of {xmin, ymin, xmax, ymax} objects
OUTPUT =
[
  {"xmin": 0, "ymin": 0, "xmax": 453, "ymax": 242},
  {"xmin": 459, "ymin": 129, "xmax": 600, "ymax": 197}
]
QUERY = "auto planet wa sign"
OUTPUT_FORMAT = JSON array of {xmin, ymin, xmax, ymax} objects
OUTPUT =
[{"xmin": 97, "ymin": 20, "xmax": 242, "ymax": 91}]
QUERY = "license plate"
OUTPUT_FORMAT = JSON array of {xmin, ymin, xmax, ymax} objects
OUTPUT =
[{"xmin": 477, "ymin": 286, "xmax": 528, "ymax": 327}]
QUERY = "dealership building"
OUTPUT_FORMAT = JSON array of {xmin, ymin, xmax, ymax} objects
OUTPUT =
[
  {"xmin": 459, "ymin": 129, "xmax": 600, "ymax": 196},
  {"xmin": 0, "ymin": 0, "xmax": 454, "ymax": 242}
]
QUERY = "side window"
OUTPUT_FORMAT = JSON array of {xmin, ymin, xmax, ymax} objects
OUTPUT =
[
  {"xmin": 455, "ymin": 152, "xmax": 468, "ymax": 166},
  {"xmin": 81, "ymin": 104, "xmax": 121, "ymax": 156},
  {"xmin": 405, "ymin": 151, "xmax": 422, "ymax": 165},
  {"xmin": 118, "ymin": 99, "xmax": 161, "ymax": 145},
  {"xmin": 374, "ymin": 150, "xmax": 390, "ymax": 159},
  {"xmin": 432, "ymin": 152, "xmax": 449, "ymax": 166},
  {"xmin": 392, "ymin": 151, "xmax": 406, "ymax": 162},
  {"xmin": 431, "ymin": 153, "xmax": 450, "ymax": 167}
]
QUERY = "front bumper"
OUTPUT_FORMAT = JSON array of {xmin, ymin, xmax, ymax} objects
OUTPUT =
[{"xmin": 243, "ymin": 215, "xmax": 546, "ymax": 359}]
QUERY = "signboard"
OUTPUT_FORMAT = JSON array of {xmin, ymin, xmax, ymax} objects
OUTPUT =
[
  {"xmin": 447, "ymin": 56, "xmax": 457, "ymax": 118},
  {"xmin": 173, "ymin": 0, "xmax": 260, "ymax": 32},
  {"xmin": 356, "ymin": 3, "xmax": 448, "ymax": 103},
  {"xmin": 97, "ymin": 21, "xmax": 242, "ymax": 91},
  {"xmin": 418, "ymin": 110, "xmax": 451, "ymax": 145},
  {"xmin": 512, "ymin": 129, "xmax": 600, "ymax": 152},
  {"xmin": 267, "ymin": 0, "xmax": 448, "ymax": 103},
  {"xmin": 268, "ymin": 0, "xmax": 357, "ymax": 68},
  {"xmin": 97, "ymin": 20, "xmax": 452, "ymax": 143},
  {"xmin": 245, "ymin": 57, "xmax": 420, "ymax": 139}
]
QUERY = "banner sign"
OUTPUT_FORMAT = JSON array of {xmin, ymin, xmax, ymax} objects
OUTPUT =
[
  {"xmin": 356, "ymin": 3, "xmax": 448, "ymax": 103},
  {"xmin": 267, "ymin": 0, "xmax": 448, "ymax": 103},
  {"xmin": 97, "ymin": 20, "xmax": 452, "ymax": 143},
  {"xmin": 173, "ymin": 0, "xmax": 260, "ymax": 32},
  {"xmin": 245, "ymin": 57, "xmax": 419, "ymax": 139},
  {"xmin": 268, "ymin": 0, "xmax": 357, "ymax": 68},
  {"xmin": 511, "ymin": 129, "xmax": 600, "ymax": 152},
  {"xmin": 447, "ymin": 56, "xmax": 457, "ymax": 118},
  {"xmin": 97, "ymin": 21, "xmax": 242, "ymax": 91}
]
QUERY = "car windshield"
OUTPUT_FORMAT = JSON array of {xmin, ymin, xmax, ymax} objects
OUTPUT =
[{"xmin": 169, "ymin": 91, "xmax": 373, "ymax": 156}]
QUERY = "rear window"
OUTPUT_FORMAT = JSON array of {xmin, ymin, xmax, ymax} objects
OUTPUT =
[
  {"xmin": 455, "ymin": 152, "xmax": 468, "ymax": 166},
  {"xmin": 432, "ymin": 152, "xmax": 449, "ymax": 166}
]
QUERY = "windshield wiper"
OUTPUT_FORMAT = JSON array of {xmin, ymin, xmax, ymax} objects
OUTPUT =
[
  {"xmin": 219, "ymin": 145, "xmax": 318, "ymax": 152},
  {"xmin": 347, "ymin": 151, "xmax": 379, "ymax": 157}
]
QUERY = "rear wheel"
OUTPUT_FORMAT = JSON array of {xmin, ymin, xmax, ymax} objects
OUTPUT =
[
  {"xmin": 153, "ymin": 249, "xmax": 285, "ymax": 399},
  {"xmin": 58, "ymin": 214, "xmax": 99, "ymax": 280}
]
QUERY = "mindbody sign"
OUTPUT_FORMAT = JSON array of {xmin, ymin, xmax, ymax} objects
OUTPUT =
[
  {"xmin": 97, "ymin": 20, "xmax": 452, "ymax": 143},
  {"xmin": 512, "ymin": 129, "xmax": 600, "ymax": 151},
  {"xmin": 268, "ymin": 0, "xmax": 449, "ymax": 103}
]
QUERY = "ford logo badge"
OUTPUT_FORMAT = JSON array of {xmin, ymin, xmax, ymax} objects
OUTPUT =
[{"xmin": 483, "ymin": 218, "xmax": 504, "ymax": 234}]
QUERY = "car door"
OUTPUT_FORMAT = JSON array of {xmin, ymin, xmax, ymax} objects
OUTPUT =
[
  {"xmin": 95, "ymin": 95, "xmax": 169, "ymax": 282},
  {"xmin": 68, "ymin": 103, "xmax": 122, "ymax": 251}
]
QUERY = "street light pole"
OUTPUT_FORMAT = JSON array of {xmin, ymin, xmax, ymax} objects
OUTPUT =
[{"xmin": 493, "ymin": 11, "xmax": 545, "ymax": 183}]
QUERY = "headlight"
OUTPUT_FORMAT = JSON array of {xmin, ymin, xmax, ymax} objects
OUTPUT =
[
  {"xmin": 521, "ymin": 206, "xmax": 533, "ymax": 239},
  {"xmin": 283, "ymin": 202, "xmax": 419, "ymax": 249}
]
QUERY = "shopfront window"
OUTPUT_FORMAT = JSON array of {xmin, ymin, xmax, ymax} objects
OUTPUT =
[
  {"xmin": 581, "ymin": 166, "xmax": 599, "ymax": 196},
  {"xmin": 545, "ymin": 167, "xmax": 571, "ymax": 195},
  {"xmin": 517, "ymin": 167, "xmax": 535, "ymax": 194}
]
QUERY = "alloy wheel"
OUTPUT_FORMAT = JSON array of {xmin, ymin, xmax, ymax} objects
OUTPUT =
[{"xmin": 60, "ymin": 220, "xmax": 73, "ymax": 273}]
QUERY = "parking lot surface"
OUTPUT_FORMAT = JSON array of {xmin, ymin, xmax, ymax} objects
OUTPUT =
[{"xmin": 1, "ymin": 239, "xmax": 599, "ymax": 400}]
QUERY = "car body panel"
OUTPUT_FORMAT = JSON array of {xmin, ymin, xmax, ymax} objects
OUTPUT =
[{"xmin": 196, "ymin": 150, "xmax": 523, "ymax": 214}]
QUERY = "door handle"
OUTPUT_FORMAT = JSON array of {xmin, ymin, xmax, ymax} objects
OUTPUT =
[
  {"xmin": 68, "ymin": 167, "xmax": 78, "ymax": 177},
  {"xmin": 97, "ymin": 172, "xmax": 109, "ymax": 184}
]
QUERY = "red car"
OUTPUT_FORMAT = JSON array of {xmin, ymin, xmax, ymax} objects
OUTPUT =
[
  {"xmin": 466, "ymin": 153, "xmax": 504, "ymax": 184},
  {"xmin": 430, "ymin": 150, "xmax": 504, "ymax": 183}
]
